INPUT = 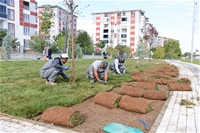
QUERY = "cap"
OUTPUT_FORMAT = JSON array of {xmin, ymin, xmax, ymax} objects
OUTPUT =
[
  {"xmin": 102, "ymin": 62, "xmax": 108, "ymax": 69},
  {"xmin": 60, "ymin": 54, "xmax": 68, "ymax": 59},
  {"xmin": 121, "ymin": 54, "xmax": 126, "ymax": 60}
]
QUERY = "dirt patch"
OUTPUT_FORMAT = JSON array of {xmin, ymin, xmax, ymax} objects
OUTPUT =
[{"xmin": 31, "ymin": 88, "xmax": 164, "ymax": 133}]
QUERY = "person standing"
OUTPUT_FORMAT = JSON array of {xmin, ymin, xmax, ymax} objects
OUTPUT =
[
  {"xmin": 48, "ymin": 48, "xmax": 52, "ymax": 59},
  {"xmin": 40, "ymin": 54, "xmax": 70, "ymax": 86},
  {"xmin": 109, "ymin": 54, "xmax": 126, "ymax": 75},
  {"xmin": 86, "ymin": 60, "xmax": 108, "ymax": 84}
]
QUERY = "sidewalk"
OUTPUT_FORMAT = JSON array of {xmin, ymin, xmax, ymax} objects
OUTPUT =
[
  {"xmin": 150, "ymin": 61, "xmax": 200, "ymax": 133},
  {"xmin": 0, "ymin": 61, "xmax": 199, "ymax": 133}
]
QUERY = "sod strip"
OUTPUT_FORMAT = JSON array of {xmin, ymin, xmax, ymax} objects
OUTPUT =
[
  {"xmin": 119, "ymin": 95, "xmax": 152, "ymax": 114},
  {"xmin": 94, "ymin": 92, "xmax": 122, "ymax": 109},
  {"xmin": 169, "ymin": 83, "xmax": 192, "ymax": 91},
  {"xmin": 143, "ymin": 89, "xmax": 169, "ymax": 100},
  {"xmin": 42, "ymin": 106, "xmax": 83, "ymax": 127},
  {"xmin": 120, "ymin": 86, "xmax": 143, "ymax": 97}
]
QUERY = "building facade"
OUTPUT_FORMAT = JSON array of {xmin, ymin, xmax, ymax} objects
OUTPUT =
[
  {"xmin": 0, "ymin": 0, "xmax": 37, "ymax": 53},
  {"xmin": 36, "ymin": 5, "xmax": 77, "ymax": 43},
  {"xmin": 92, "ymin": 10, "xmax": 149, "ymax": 55}
]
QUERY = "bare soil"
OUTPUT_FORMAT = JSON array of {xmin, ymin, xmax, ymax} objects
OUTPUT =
[{"xmin": 31, "ymin": 87, "xmax": 165, "ymax": 133}]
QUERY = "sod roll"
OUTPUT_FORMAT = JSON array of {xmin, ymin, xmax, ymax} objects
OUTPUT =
[
  {"xmin": 94, "ymin": 92, "xmax": 122, "ymax": 109},
  {"xmin": 42, "ymin": 106, "xmax": 83, "ymax": 127},
  {"xmin": 119, "ymin": 95, "xmax": 152, "ymax": 114},
  {"xmin": 120, "ymin": 86, "xmax": 143, "ymax": 97},
  {"xmin": 143, "ymin": 89, "xmax": 169, "ymax": 100}
]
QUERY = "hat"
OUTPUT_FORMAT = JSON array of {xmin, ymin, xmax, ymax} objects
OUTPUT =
[
  {"xmin": 121, "ymin": 54, "xmax": 126, "ymax": 60},
  {"xmin": 102, "ymin": 62, "xmax": 108, "ymax": 69},
  {"xmin": 60, "ymin": 54, "xmax": 68, "ymax": 59}
]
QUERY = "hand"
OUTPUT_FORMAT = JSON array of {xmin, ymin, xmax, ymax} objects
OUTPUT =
[
  {"xmin": 65, "ymin": 75, "xmax": 70, "ymax": 79},
  {"xmin": 62, "ymin": 66, "xmax": 69, "ymax": 70},
  {"xmin": 98, "ymin": 80, "xmax": 103, "ymax": 83},
  {"xmin": 104, "ymin": 80, "xmax": 108, "ymax": 84}
]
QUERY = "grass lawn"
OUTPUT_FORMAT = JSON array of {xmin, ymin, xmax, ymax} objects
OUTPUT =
[
  {"xmin": 0, "ymin": 58, "xmax": 165, "ymax": 118},
  {"xmin": 180, "ymin": 59, "xmax": 200, "ymax": 65}
]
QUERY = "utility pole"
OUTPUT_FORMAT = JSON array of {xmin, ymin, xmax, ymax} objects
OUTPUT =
[{"xmin": 191, "ymin": 1, "xmax": 199, "ymax": 63}]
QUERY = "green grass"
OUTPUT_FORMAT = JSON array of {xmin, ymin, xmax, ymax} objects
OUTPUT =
[
  {"xmin": 0, "ymin": 58, "xmax": 165, "ymax": 118},
  {"xmin": 180, "ymin": 59, "xmax": 200, "ymax": 65}
]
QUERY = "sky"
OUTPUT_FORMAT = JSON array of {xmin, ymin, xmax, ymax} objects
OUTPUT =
[{"xmin": 37, "ymin": 0, "xmax": 200, "ymax": 53}]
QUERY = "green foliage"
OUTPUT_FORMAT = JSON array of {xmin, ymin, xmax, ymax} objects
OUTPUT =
[
  {"xmin": 2, "ymin": 34, "xmax": 12, "ymax": 61},
  {"xmin": 182, "ymin": 52, "xmax": 191, "ymax": 58},
  {"xmin": 28, "ymin": 33, "xmax": 46, "ymax": 53},
  {"xmin": 164, "ymin": 39, "xmax": 182, "ymax": 59},
  {"xmin": 11, "ymin": 38, "xmax": 20, "ymax": 50},
  {"xmin": 97, "ymin": 40, "xmax": 105, "ymax": 49},
  {"xmin": 39, "ymin": 7, "xmax": 54, "ymax": 39},
  {"xmin": 0, "ymin": 30, "xmax": 7, "ymax": 46},
  {"xmin": 0, "ymin": 59, "xmax": 160, "ymax": 117},
  {"xmin": 115, "ymin": 45, "xmax": 130, "ymax": 55},
  {"xmin": 136, "ymin": 39, "xmax": 145, "ymax": 62},
  {"xmin": 152, "ymin": 46, "xmax": 166, "ymax": 59}
]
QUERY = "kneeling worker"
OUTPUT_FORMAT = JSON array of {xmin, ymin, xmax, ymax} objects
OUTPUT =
[
  {"xmin": 40, "ymin": 54, "xmax": 70, "ymax": 86},
  {"xmin": 109, "ymin": 54, "xmax": 126, "ymax": 75},
  {"xmin": 86, "ymin": 60, "xmax": 108, "ymax": 84}
]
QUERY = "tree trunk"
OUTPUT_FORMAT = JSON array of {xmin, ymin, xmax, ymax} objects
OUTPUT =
[{"xmin": 71, "ymin": 12, "xmax": 75, "ymax": 81}]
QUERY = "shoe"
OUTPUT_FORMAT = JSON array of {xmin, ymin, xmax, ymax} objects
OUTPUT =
[
  {"xmin": 90, "ymin": 79, "xmax": 95, "ymax": 83},
  {"xmin": 46, "ymin": 81, "xmax": 57, "ymax": 86}
]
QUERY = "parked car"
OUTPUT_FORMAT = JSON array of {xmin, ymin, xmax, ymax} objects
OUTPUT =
[{"xmin": 195, "ymin": 56, "xmax": 200, "ymax": 60}]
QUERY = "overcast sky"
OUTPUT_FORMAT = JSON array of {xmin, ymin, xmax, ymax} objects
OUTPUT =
[{"xmin": 37, "ymin": 0, "xmax": 200, "ymax": 53}]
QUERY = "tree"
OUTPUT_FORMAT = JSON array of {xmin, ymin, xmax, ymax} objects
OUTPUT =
[
  {"xmin": 28, "ymin": 33, "xmax": 46, "ymax": 53},
  {"xmin": 143, "ymin": 23, "xmax": 158, "ymax": 60},
  {"xmin": 39, "ymin": 6, "xmax": 54, "ymax": 46},
  {"xmin": 152, "ymin": 46, "xmax": 165, "ymax": 59},
  {"xmin": 136, "ymin": 38, "xmax": 145, "ymax": 65},
  {"xmin": 0, "ymin": 30, "xmax": 7, "ymax": 47},
  {"xmin": 11, "ymin": 38, "xmax": 20, "ymax": 50},
  {"xmin": 75, "ymin": 31, "xmax": 94, "ymax": 55},
  {"xmin": 164, "ymin": 39, "xmax": 182, "ymax": 59},
  {"xmin": 2, "ymin": 35, "xmax": 12, "ymax": 61},
  {"xmin": 75, "ymin": 45, "xmax": 83, "ymax": 59},
  {"xmin": 182, "ymin": 52, "xmax": 191, "ymax": 58}
]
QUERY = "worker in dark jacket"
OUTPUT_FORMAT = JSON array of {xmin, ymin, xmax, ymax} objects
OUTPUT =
[
  {"xmin": 109, "ymin": 54, "xmax": 126, "ymax": 75},
  {"xmin": 40, "ymin": 54, "xmax": 70, "ymax": 86}
]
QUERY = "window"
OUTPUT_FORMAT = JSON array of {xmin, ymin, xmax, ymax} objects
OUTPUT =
[
  {"xmin": 122, "ymin": 12, "xmax": 126, "ymax": 16},
  {"xmin": 0, "ymin": 0, "xmax": 6, "ymax": 4},
  {"xmin": 8, "ymin": 23, "xmax": 14, "ymax": 36},
  {"xmin": 121, "ymin": 34, "xmax": 127, "ymax": 38},
  {"xmin": 8, "ymin": 9, "xmax": 14, "ymax": 20},
  {"xmin": 122, "ymin": 18, "xmax": 127, "ymax": 21},
  {"xmin": 103, "ymin": 40, "xmax": 108, "ymax": 44},
  {"xmin": 23, "ymin": 14, "xmax": 29, "ymax": 23},
  {"xmin": 0, "ymin": 5, "xmax": 6, "ymax": 14},
  {"xmin": 117, "ymin": 13, "xmax": 121, "ymax": 16},
  {"xmin": 111, "ymin": 30, "xmax": 114, "ymax": 33},
  {"xmin": 103, "ymin": 35, "xmax": 108, "ymax": 38},
  {"xmin": 24, "ymin": 39, "xmax": 29, "ymax": 48},
  {"xmin": 7, "ymin": 0, "xmax": 14, "ymax": 6},
  {"xmin": 23, "ymin": 1, "xmax": 29, "ymax": 10},
  {"xmin": 23, "ymin": 27, "xmax": 30, "ymax": 35},
  {"xmin": 103, "ymin": 29, "xmax": 108, "ymax": 33},
  {"xmin": 104, "ymin": 13, "xmax": 108, "ymax": 17}
]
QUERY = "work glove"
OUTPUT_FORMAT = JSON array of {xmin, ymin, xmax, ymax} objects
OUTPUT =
[
  {"xmin": 65, "ymin": 75, "xmax": 70, "ymax": 79},
  {"xmin": 98, "ymin": 80, "xmax": 103, "ymax": 83},
  {"xmin": 62, "ymin": 66, "xmax": 69, "ymax": 70},
  {"xmin": 104, "ymin": 80, "xmax": 108, "ymax": 84}
]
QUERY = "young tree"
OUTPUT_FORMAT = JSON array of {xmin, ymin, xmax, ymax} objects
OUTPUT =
[
  {"xmin": 152, "ymin": 46, "xmax": 165, "ymax": 59},
  {"xmin": 143, "ymin": 23, "xmax": 158, "ymax": 60},
  {"xmin": 136, "ymin": 38, "xmax": 145, "ymax": 65},
  {"xmin": 11, "ymin": 38, "xmax": 20, "ymax": 51},
  {"xmin": 164, "ymin": 39, "xmax": 182, "ymax": 59},
  {"xmin": 29, "ymin": 33, "xmax": 46, "ymax": 53},
  {"xmin": 39, "ymin": 6, "xmax": 54, "ymax": 47},
  {"xmin": 2, "ymin": 35, "xmax": 12, "ymax": 61}
]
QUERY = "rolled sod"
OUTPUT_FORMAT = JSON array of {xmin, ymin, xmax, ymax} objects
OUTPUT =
[
  {"xmin": 132, "ymin": 76, "xmax": 147, "ymax": 82},
  {"xmin": 135, "ymin": 82, "xmax": 156, "ymax": 90},
  {"xmin": 42, "ymin": 106, "xmax": 83, "ymax": 127},
  {"xmin": 147, "ymin": 78, "xmax": 162, "ymax": 84},
  {"xmin": 120, "ymin": 86, "xmax": 143, "ymax": 97},
  {"xmin": 161, "ymin": 78, "xmax": 175, "ymax": 85},
  {"xmin": 131, "ymin": 72, "xmax": 143, "ymax": 76},
  {"xmin": 119, "ymin": 95, "xmax": 152, "ymax": 114},
  {"xmin": 143, "ymin": 89, "xmax": 169, "ymax": 100},
  {"xmin": 94, "ymin": 92, "xmax": 122, "ymax": 109}
]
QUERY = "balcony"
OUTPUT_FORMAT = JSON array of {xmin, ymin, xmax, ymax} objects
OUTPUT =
[
  {"xmin": 0, "ymin": 13, "xmax": 7, "ymax": 19},
  {"xmin": 0, "ymin": 28, "xmax": 7, "ymax": 32}
]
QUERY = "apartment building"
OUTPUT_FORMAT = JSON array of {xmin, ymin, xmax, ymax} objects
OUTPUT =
[
  {"xmin": 92, "ymin": 10, "xmax": 149, "ymax": 55},
  {"xmin": 0, "ymin": 0, "xmax": 37, "ymax": 53},
  {"xmin": 36, "ymin": 5, "xmax": 77, "ymax": 42}
]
